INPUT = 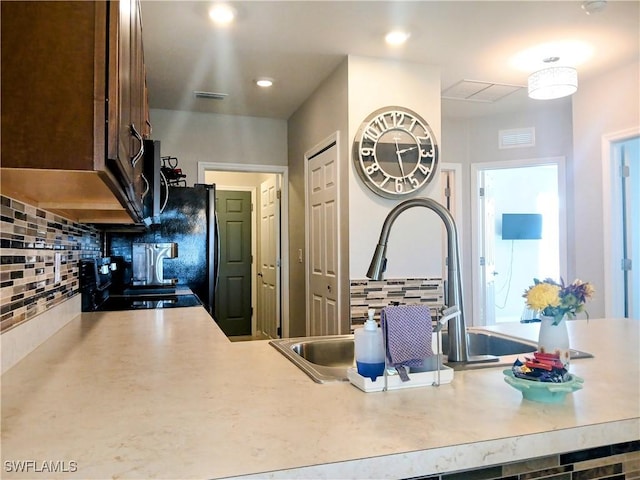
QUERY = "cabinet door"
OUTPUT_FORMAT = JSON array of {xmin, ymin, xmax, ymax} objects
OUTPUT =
[
  {"xmin": 130, "ymin": 0, "xmax": 147, "ymax": 211},
  {"xmin": 1, "ymin": 1, "xmax": 144, "ymax": 224},
  {"xmin": 117, "ymin": 0, "xmax": 134, "ymax": 184},
  {"xmin": 106, "ymin": 0, "xmax": 144, "ymax": 219},
  {"xmin": 1, "ymin": 1, "xmax": 103, "ymax": 170},
  {"xmin": 131, "ymin": 0, "xmax": 145, "ymax": 134}
]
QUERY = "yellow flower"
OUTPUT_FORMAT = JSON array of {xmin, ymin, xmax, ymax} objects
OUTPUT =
[
  {"xmin": 584, "ymin": 282, "xmax": 596, "ymax": 299},
  {"xmin": 524, "ymin": 283, "xmax": 561, "ymax": 310},
  {"xmin": 523, "ymin": 277, "xmax": 594, "ymax": 323}
]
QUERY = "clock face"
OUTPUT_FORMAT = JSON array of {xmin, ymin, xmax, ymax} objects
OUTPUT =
[{"xmin": 353, "ymin": 106, "xmax": 439, "ymax": 198}]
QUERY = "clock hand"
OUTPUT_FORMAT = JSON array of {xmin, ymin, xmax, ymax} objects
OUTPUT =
[
  {"xmin": 394, "ymin": 139, "xmax": 406, "ymax": 180},
  {"xmin": 397, "ymin": 146, "xmax": 418, "ymax": 155}
]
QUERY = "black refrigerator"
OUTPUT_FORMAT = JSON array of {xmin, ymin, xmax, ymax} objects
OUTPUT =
[{"xmin": 109, "ymin": 184, "xmax": 219, "ymax": 317}]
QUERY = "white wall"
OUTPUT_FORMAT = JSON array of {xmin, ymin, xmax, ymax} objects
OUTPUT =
[
  {"xmin": 204, "ymin": 171, "xmax": 272, "ymax": 189},
  {"xmin": 572, "ymin": 60, "xmax": 640, "ymax": 318},
  {"xmin": 149, "ymin": 108, "xmax": 287, "ymax": 187},
  {"xmin": 287, "ymin": 59, "xmax": 350, "ymax": 336},
  {"xmin": 347, "ymin": 56, "xmax": 443, "ymax": 279}
]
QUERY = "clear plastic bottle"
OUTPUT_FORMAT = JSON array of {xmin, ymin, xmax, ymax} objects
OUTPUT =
[{"xmin": 355, "ymin": 308, "xmax": 385, "ymax": 380}]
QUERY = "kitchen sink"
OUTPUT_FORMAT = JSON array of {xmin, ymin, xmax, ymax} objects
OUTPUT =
[
  {"xmin": 441, "ymin": 330, "xmax": 537, "ymax": 357},
  {"xmin": 270, "ymin": 330, "xmax": 593, "ymax": 382},
  {"xmin": 441, "ymin": 330, "xmax": 593, "ymax": 370},
  {"xmin": 270, "ymin": 335, "xmax": 354, "ymax": 383},
  {"xmin": 291, "ymin": 337, "xmax": 354, "ymax": 368}
]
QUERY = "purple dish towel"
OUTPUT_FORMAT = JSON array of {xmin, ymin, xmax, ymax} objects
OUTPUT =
[{"xmin": 381, "ymin": 305, "xmax": 433, "ymax": 368}]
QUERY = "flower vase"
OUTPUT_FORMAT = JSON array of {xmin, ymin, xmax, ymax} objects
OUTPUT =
[{"xmin": 538, "ymin": 315, "xmax": 570, "ymax": 368}]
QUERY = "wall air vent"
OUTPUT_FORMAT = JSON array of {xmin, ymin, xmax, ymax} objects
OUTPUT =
[
  {"xmin": 193, "ymin": 91, "xmax": 228, "ymax": 100},
  {"xmin": 499, "ymin": 127, "xmax": 535, "ymax": 149}
]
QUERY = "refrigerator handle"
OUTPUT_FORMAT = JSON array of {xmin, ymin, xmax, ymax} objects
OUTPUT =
[
  {"xmin": 207, "ymin": 184, "xmax": 219, "ymax": 318},
  {"xmin": 214, "ymin": 212, "xmax": 220, "ymax": 292}
]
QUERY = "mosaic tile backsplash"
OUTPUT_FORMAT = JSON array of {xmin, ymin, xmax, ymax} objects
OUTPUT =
[
  {"xmin": 350, "ymin": 277, "xmax": 444, "ymax": 329},
  {"xmin": 410, "ymin": 440, "xmax": 639, "ymax": 480},
  {"xmin": 0, "ymin": 195, "xmax": 101, "ymax": 333}
]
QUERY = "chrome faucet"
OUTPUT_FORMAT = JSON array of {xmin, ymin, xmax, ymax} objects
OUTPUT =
[{"xmin": 366, "ymin": 197, "xmax": 469, "ymax": 362}]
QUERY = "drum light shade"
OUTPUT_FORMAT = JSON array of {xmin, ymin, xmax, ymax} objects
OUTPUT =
[{"xmin": 528, "ymin": 66, "xmax": 578, "ymax": 100}]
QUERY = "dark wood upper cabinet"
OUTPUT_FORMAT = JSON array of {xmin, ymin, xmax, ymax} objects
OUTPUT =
[{"xmin": 1, "ymin": 0, "xmax": 148, "ymax": 224}]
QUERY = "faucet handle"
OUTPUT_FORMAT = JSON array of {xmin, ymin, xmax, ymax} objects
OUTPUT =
[{"xmin": 438, "ymin": 305, "xmax": 461, "ymax": 326}]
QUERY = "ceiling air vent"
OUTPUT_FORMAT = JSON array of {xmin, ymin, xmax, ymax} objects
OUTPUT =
[
  {"xmin": 442, "ymin": 80, "xmax": 523, "ymax": 103},
  {"xmin": 193, "ymin": 91, "xmax": 228, "ymax": 100},
  {"xmin": 499, "ymin": 127, "xmax": 535, "ymax": 149}
]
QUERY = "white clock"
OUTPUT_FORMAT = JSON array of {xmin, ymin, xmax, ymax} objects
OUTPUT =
[{"xmin": 352, "ymin": 106, "xmax": 439, "ymax": 198}]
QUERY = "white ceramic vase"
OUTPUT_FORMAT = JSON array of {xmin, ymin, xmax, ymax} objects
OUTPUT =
[{"xmin": 538, "ymin": 315, "xmax": 570, "ymax": 368}]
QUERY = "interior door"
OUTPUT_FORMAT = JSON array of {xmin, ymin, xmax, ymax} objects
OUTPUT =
[
  {"xmin": 258, "ymin": 176, "xmax": 280, "ymax": 338},
  {"xmin": 617, "ymin": 138, "xmax": 640, "ymax": 318},
  {"xmin": 306, "ymin": 142, "xmax": 339, "ymax": 336},
  {"xmin": 479, "ymin": 172, "xmax": 497, "ymax": 325},
  {"xmin": 215, "ymin": 190, "xmax": 252, "ymax": 336}
]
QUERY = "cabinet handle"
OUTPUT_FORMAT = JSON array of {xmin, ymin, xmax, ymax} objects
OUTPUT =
[
  {"xmin": 141, "ymin": 172, "xmax": 150, "ymax": 201},
  {"xmin": 159, "ymin": 168, "xmax": 169, "ymax": 213},
  {"xmin": 130, "ymin": 123, "xmax": 144, "ymax": 167}
]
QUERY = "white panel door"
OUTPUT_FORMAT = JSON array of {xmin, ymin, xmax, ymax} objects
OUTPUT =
[
  {"xmin": 479, "ymin": 172, "xmax": 497, "ymax": 325},
  {"xmin": 259, "ymin": 176, "xmax": 280, "ymax": 338},
  {"xmin": 307, "ymin": 143, "xmax": 338, "ymax": 336},
  {"xmin": 616, "ymin": 137, "xmax": 640, "ymax": 319}
]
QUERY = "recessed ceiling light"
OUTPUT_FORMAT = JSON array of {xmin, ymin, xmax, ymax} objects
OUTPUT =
[
  {"xmin": 209, "ymin": 4, "xmax": 236, "ymax": 25},
  {"xmin": 256, "ymin": 78, "xmax": 273, "ymax": 88},
  {"xmin": 385, "ymin": 30, "xmax": 410, "ymax": 46},
  {"xmin": 581, "ymin": 0, "xmax": 607, "ymax": 14}
]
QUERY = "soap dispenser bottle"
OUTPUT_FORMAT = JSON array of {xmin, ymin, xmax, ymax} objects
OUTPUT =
[{"xmin": 355, "ymin": 308, "xmax": 385, "ymax": 381}]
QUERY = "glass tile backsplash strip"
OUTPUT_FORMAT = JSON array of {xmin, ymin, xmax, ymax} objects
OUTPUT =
[
  {"xmin": 0, "ymin": 195, "xmax": 101, "ymax": 333},
  {"xmin": 406, "ymin": 440, "xmax": 640, "ymax": 480},
  {"xmin": 350, "ymin": 278, "xmax": 444, "ymax": 329}
]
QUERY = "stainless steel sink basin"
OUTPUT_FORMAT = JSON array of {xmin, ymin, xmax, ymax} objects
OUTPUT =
[
  {"xmin": 440, "ymin": 330, "xmax": 594, "ymax": 370},
  {"xmin": 270, "ymin": 335, "xmax": 354, "ymax": 383},
  {"xmin": 441, "ymin": 330, "xmax": 537, "ymax": 357},
  {"xmin": 270, "ymin": 330, "xmax": 593, "ymax": 382}
]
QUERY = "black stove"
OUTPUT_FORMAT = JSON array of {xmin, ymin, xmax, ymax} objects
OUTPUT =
[
  {"xmin": 80, "ymin": 258, "xmax": 202, "ymax": 312},
  {"xmin": 98, "ymin": 293, "xmax": 202, "ymax": 311}
]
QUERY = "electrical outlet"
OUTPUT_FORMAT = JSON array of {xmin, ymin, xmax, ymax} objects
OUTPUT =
[{"xmin": 298, "ymin": 249, "xmax": 303, "ymax": 263}]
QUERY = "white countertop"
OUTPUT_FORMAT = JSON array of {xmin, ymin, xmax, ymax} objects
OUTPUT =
[{"xmin": 1, "ymin": 308, "xmax": 638, "ymax": 479}]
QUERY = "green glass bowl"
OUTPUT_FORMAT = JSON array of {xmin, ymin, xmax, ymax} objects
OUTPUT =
[{"xmin": 503, "ymin": 369, "xmax": 584, "ymax": 404}]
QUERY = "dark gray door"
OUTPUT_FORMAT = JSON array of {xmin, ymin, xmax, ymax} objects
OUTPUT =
[{"xmin": 215, "ymin": 190, "xmax": 252, "ymax": 336}]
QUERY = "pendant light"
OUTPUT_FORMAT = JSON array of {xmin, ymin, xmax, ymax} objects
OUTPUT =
[{"xmin": 528, "ymin": 57, "xmax": 578, "ymax": 100}]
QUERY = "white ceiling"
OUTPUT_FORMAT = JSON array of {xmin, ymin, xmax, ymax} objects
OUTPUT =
[{"xmin": 140, "ymin": 1, "xmax": 640, "ymax": 120}]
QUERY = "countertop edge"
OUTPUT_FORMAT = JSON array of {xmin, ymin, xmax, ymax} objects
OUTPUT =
[{"xmin": 225, "ymin": 418, "xmax": 640, "ymax": 480}]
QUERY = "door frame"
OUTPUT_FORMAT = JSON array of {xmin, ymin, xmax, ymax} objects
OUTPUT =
[
  {"xmin": 470, "ymin": 156, "xmax": 567, "ymax": 326},
  {"xmin": 198, "ymin": 162, "xmax": 290, "ymax": 338},
  {"xmin": 602, "ymin": 126, "xmax": 640, "ymax": 317},
  {"xmin": 304, "ymin": 131, "xmax": 341, "ymax": 336}
]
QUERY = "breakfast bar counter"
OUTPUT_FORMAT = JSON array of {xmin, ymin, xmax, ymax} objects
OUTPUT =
[{"xmin": 1, "ymin": 308, "xmax": 638, "ymax": 479}]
